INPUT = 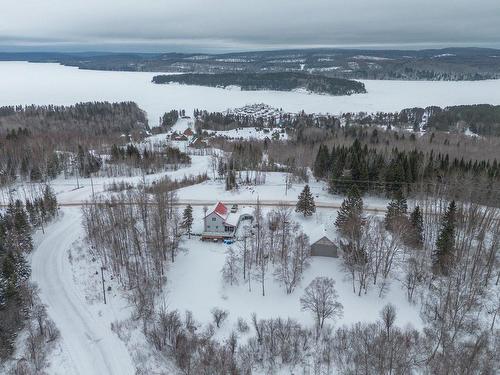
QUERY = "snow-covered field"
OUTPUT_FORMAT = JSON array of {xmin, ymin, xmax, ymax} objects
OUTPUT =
[
  {"xmin": 1, "ymin": 143, "xmax": 402, "ymax": 374},
  {"xmin": 25, "ymin": 201, "xmax": 418, "ymax": 374},
  {"xmin": 2, "ymin": 61, "xmax": 500, "ymax": 127},
  {"xmin": 167, "ymin": 205, "xmax": 421, "ymax": 335},
  {"xmin": 0, "ymin": 166, "xmax": 390, "ymax": 213}
]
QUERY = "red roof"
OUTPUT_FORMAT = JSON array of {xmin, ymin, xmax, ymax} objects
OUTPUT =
[
  {"xmin": 183, "ymin": 128, "xmax": 194, "ymax": 136},
  {"xmin": 214, "ymin": 202, "xmax": 228, "ymax": 216}
]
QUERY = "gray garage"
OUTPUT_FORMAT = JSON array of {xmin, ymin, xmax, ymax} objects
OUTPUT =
[{"xmin": 310, "ymin": 236, "xmax": 338, "ymax": 258}]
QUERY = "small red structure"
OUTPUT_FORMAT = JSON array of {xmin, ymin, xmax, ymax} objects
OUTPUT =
[{"xmin": 213, "ymin": 202, "xmax": 228, "ymax": 216}]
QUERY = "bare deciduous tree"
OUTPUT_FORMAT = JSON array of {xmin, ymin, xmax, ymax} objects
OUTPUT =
[
  {"xmin": 211, "ymin": 308, "xmax": 229, "ymax": 329},
  {"xmin": 380, "ymin": 303, "xmax": 397, "ymax": 337},
  {"xmin": 275, "ymin": 230, "xmax": 310, "ymax": 294},
  {"xmin": 221, "ymin": 247, "xmax": 240, "ymax": 286},
  {"xmin": 300, "ymin": 277, "xmax": 343, "ymax": 331}
]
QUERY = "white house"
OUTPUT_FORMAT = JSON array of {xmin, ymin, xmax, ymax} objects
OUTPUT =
[{"xmin": 202, "ymin": 202, "xmax": 253, "ymax": 241}]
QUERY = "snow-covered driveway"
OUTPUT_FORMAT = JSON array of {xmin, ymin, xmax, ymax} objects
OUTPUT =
[{"xmin": 31, "ymin": 208, "xmax": 135, "ymax": 375}]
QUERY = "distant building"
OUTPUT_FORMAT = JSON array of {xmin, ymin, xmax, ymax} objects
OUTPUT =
[
  {"xmin": 202, "ymin": 202, "xmax": 253, "ymax": 241},
  {"xmin": 310, "ymin": 236, "xmax": 338, "ymax": 258},
  {"xmin": 172, "ymin": 133, "xmax": 188, "ymax": 141},
  {"xmin": 150, "ymin": 127, "xmax": 163, "ymax": 135},
  {"xmin": 189, "ymin": 136, "xmax": 208, "ymax": 149}
]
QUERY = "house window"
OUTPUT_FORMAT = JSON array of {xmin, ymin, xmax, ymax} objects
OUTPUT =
[
  {"xmin": 207, "ymin": 225, "xmax": 211, "ymax": 228},
  {"xmin": 212, "ymin": 217, "xmax": 216, "ymax": 221}
]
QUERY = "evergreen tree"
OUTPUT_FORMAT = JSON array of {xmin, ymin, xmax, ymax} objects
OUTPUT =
[
  {"xmin": 30, "ymin": 165, "xmax": 42, "ymax": 182},
  {"xmin": 0, "ymin": 272, "xmax": 7, "ymax": 307},
  {"xmin": 181, "ymin": 204, "xmax": 194, "ymax": 238},
  {"xmin": 43, "ymin": 185, "xmax": 58, "ymax": 218},
  {"xmin": 313, "ymin": 145, "xmax": 330, "ymax": 179},
  {"xmin": 218, "ymin": 161, "xmax": 227, "ymax": 178},
  {"xmin": 349, "ymin": 140, "xmax": 369, "ymax": 191},
  {"xmin": 384, "ymin": 191, "xmax": 408, "ymax": 231},
  {"xmin": 296, "ymin": 185, "xmax": 316, "ymax": 217},
  {"xmin": 225, "ymin": 170, "xmax": 236, "ymax": 190},
  {"xmin": 25, "ymin": 199, "xmax": 40, "ymax": 228},
  {"xmin": 335, "ymin": 186, "xmax": 364, "ymax": 236},
  {"xmin": 1, "ymin": 251, "xmax": 30, "ymax": 299},
  {"xmin": 409, "ymin": 205, "xmax": 424, "ymax": 247},
  {"xmin": 47, "ymin": 152, "xmax": 61, "ymax": 179},
  {"xmin": 5, "ymin": 200, "xmax": 33, "ymax": 253},
  {"xmin": 0, "ymin": 214, "xmax": 5, "ymax": 250},
  {"xmin": 434, "ymin": 200, "xmax": 457, "ymax": 275},
  {"xmin": 1, "ymin": 252, "xmax": 16, "ymax": 299},
  {"xmin": 37, "ymin": 197, "xmax": 48, "ymax": 228},
  {"xmin": 110, "ymin": 144, "xmax": 122, "ymax": 161},
  {"xmin": 77, "ymin": 144, "xmax": 102, "ymax": 177}
]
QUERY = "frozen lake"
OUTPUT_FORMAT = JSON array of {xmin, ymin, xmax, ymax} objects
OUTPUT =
[{"xmin": 2, "ymin": 61, "xmax": 500, "ymax": 127}]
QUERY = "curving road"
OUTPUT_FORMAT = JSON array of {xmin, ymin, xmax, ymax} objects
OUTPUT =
[{"xmin": 31, "ymin": 208, "xmax": 135, "ymax": 375}]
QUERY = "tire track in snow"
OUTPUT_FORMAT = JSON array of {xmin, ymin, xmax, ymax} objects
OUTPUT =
[{"xmin": 31, "ymin": 208, "xmax": 135, "ymax": 375}]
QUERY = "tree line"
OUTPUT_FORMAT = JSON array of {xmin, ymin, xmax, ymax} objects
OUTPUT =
[
  {"xmin": 153, "ymin": 72, "xmax": 367, "ymax": 96},
  {"xmin": 0, "ymin": 186, "xmax": 59, "ymax": 363},
  {"xmin": 0, "ymin": 102, "xmax": 150, "ymax": 187},
  {"xmin": 313, "ymin": 138, "xmax": 499, "ymax": 205}
]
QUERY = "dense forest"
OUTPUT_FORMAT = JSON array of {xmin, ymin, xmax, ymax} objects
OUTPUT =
[
  {"xmin": 345, "ymin": 105, "xmax": 500, "ymax": 136},
  {"xmin": 4, "ymin": 47, "xmax": 500, "ymax": 81},
  {"xmin": 0, "ymin": 188, "xmax": 59, "ymax": 363},
  {"xmin": 152, "ymin": 72, "xmax": 366, "ymax": 96},
  {"xmin": 205, "ymin": 120, "xmax": 500, "ymax": 206},
  {"xmin": 194, "ymin": 104, "xmax": 500, "ymax": 137},
  {"xmin": 312, "ymin": 139, "xmax": 499, "ymax": 205},
  {"xmin": 0, "ymin": 102, "xmax": 148, "ymax": 136},
  {"xmin": 426, "ymin": 104, "xmax": 500, "ymax": 136},
  {"xmin": 194, "ymin": 110, "xmax": 271, "ymax": 132},
  {"xmin": 159, "ymin": 109, "xmax": 180, "ymax": 130},
  {"xmin": 0, "ymin": 102, "xmax": 150, "ymax": 187}
]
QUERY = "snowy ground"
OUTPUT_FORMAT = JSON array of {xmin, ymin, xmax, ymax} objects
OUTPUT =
[
  {"xmin": 26, "ymin": 203, "xmax": 421, "ymax": 374},
  {"xmin": 0, "ymin": 60, "xmax": 464, "ymax": 372},
  {"xmin": 168, "ymin": 206, "xmax": 421, "ymax": 337},
  {"xmin": 5, "ymin": 143, "xmax": 416, "ymax": 375},
  {"xmin": 175, "ymin": 173, "xmax": 390, "ymax": 212},
  {"xmin": 31, "ymin": 208, "xmax": 136, "ymax": 375},
  {"xmin": 0, "ymin": 144, "xmax": 389, "ymax": 213},
  {"xmin": 0, "ymin": 148, "xmax": 211, "ymax": 206},
  {"xmin": 0, "ymin": 125, "xmax": 403, "ymax": 370}
]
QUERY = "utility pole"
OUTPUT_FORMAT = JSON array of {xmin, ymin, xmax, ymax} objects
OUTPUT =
[
  {"xmin": 243, "ymin": 232, "xmax": 248, "ymax": 280},
  {"xmin": 101, "ymin": 266, "xmax": 107, "ymax": 304},
  {"xmin": 75, "ymin": 168, "xmax": 80, "ymax": 189},
  {"xmin": 285, "ymin": 173, "xmax": 288, "ymax": 196},
  {"xmin": 90, "ymin": 172, "xmax": 95, "ymax": 199},
  {"xmin": 281, "ymin": 220, "xmax": 289, "ymax": 260}
]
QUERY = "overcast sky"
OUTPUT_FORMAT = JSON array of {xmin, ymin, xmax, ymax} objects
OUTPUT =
[{"xmin": 1, "ymin": 0, "xmax": 500, "ymax": 52}]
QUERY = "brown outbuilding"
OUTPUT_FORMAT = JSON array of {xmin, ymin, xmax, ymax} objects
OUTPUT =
[{"xmin": 310, "ymin": 236, "xmax": 338, "ymax": 258}]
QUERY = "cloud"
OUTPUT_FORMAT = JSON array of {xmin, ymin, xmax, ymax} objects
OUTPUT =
[{"xmin": 1, "ymin": 0, "xmax": 499, "ymax": 51}]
